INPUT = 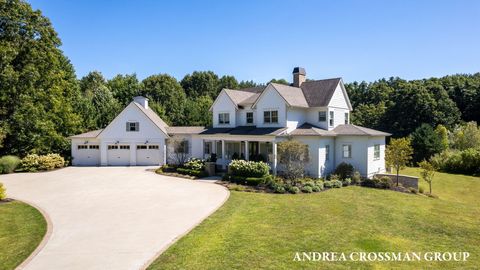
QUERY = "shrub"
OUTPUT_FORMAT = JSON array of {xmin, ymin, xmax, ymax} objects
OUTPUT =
[
  {"xmin": 331, "ymin": 180, "xmax": 343, "ymax": 188},
  {"xmin": 176, "ymin": 168, "xmax": 208, "ymax": 178},
  {"xmin": 315, "ymin": 181, "xmax": 324, "ymax": 190},
  {"xmin": 0, "ymin": 183, "xmax": 6, "ymax": 201},
  {"xmin": 342, "ymin": 178, "xmax": 352, "ymax": 186},
  {"xmin": 228, "ymin": 160, "xmax": 270, "ymax": 177},
  {"xmin": 419, "ymin": 186, "xmax": 425, "ymax": 194},
  {"xmin": 20, "ymin": 154, "xmax": 65, "ymax": 172},
  {"xmin": 431, "ymin": 148, "xmax": 480, "ymax": 175},
  {"xmin": 287, "ymin": 185, "xmax": 301, "ymax": 194},
  {"xmin": 0, "ymin": 155, "xmax": 21, "ymax": 174},
  {"xmin": 273, "ymin": 183, "xmax": 286, "ymax": 194},
  {"xmin": 183, "ymin": 158, "xmax": 205, "ymax": 171},
  {"xmin": 245, "ymin": 177, "xmax": 265, "ymax": 186},
  {"xmin": 303, "ymin": 180, "xmax": 316, "ymax": 188},
  {"xmin": 329, "ymin": 174, "xmax": 340, "ymax": 181},
  {"xmin": 324, "ymin": 181, "xmax": 333, "ymax": 188},
  {"xmin": 352, "ymin": 171, "xmax": 362, "ymax": 185},
  {"xmin": 311, "ymin": 185, "xmax": 322, "ymax": 192},
  {"xmin": 334, "ymin": 162, "xmax": 354, "ymax": 180},
  {"xmin": 302, "ymin": 186, "xmax": 313, "ymax": 193},
  {"xmin": 362, "ymin": 176, "xmax": 392, "ymax": 189}
]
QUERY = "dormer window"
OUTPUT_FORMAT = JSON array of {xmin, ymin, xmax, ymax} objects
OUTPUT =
[
  {"xmin": 219, "ymin": 113, "xmax": 230, "ymax": 124},
  {"xmin": 246, "ymin": 112, "xmax": 254, "ymax": 124},
  {"xmin": 126, "ymin": 122, "xmax": 139, "ymax": 132},
  {"xmin": 264, "ymin": 110, "xmax": 278, "ymax": 124},
  {"xmin": 329, "ymin": 111, "xmax": 334, "ymax": 127},
  {"xmin": 319, "ymin": 111, "xmax": 327, "ymax": 122}
]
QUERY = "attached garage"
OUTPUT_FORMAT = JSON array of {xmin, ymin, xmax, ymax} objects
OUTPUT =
[
  {"xmin": 107, "ymin": 145, "xmax": 131, "ymax": 166},
  {"xmin": 74, "ymin": 144, "xmax": 100, "ymax": 166},
  {"xmin": 136, "ymin": 145, "xmax": 161, "ymax": 166}
]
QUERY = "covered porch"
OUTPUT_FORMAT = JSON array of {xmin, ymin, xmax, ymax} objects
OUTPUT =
[{"xmin": 201, "ymin": 136, "xmax": 278, "ymax": 175}]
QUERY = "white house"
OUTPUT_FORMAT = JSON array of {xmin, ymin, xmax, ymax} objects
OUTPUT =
[{"xmin": 70, "ymin": 67, "xmax": 390, "ymax": 178}]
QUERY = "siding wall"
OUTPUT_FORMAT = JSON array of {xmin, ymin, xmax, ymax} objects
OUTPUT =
[
  {"xmin": 255, "ymin": 86, "xmax": 287, "ymax": 128},
  {"xmin": 212, "ymin": 91, "xmax": 236, "ymax": 128}
]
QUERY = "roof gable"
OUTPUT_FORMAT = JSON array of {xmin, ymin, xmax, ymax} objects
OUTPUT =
[
  {"xmin": 300, "ymin": 78, "xmax": 342, "ymax": 107},
  {"xmin": 209, "ymin": 89, "xmax": 238, "ymax": 111}
]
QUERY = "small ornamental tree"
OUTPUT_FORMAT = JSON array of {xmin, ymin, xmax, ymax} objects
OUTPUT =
[
  {"xmin": 277, "ymin": 139, "xmax": 310, "ymax": 183},
  {"xmin": 385, "ymin": 137, "xmax": 413, "ymax": 186},
  {"xmin": 419, "ymin": 160, "xmax": 436, "ymax": 194}
]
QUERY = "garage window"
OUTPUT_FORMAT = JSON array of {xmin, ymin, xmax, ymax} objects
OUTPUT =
[
  {"xmin": 126, "ymin": 122, "xmax": 139, "ymax": 132},
  {"xmin": 108, "ymin": 145, "xmax": 118, "ymax": 150},
  {"xmin": 78, "ymin": 145, "xmax": 88, "ymax": 150},
  {"xmin": 119, "ymin": 145, "xmax": 130, "ymax": 150},
  {"xmin": 137, "ymin": 145, "xmax": 147, "ymax": 149},
  {"xmin": 89, "ymin": 145, "xmax": 99, "ymax": 149},
  {"xmin": 149, "ymin": 145, "xmax": 159, "ymax": 149}
]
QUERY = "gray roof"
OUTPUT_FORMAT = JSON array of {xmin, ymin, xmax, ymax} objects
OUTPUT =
[
  {"xmin": 270, "ymin": 83, "xmax": 309, "ymax": 107},
  {"xmin": 200, "ymin": 126, "xmax": 287, "ymax": 136},
  {"xmin": 288, "ymin": 123, "xmax": 390, "ymax": 137},
  {"xmin": 224, "ymin": 87, "xmax": 264, "ymax": 106},
  {"xmin": 69, "ymin": 129, "xmax": 103, "ymax": 138},
  {"xmin": 300, "ymin": 78, "xmax": 342, "ymax": 107},
  {"xmin": 132, "ymin": 101, "xmax": 169, "ymax": 135},
  {"xmin": 166, "ymin": 126, "xmax": 206, "ymax": 135},
  {"xmin": 333, "ymin": 124, "xmax": 391, "ymax": 136}
]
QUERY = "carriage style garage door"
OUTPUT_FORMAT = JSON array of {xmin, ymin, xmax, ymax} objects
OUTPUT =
[
  {"xmin": 136, "ymin": 145, "xmax": 161, "ymax": 166},
  {"xmin": 75, "ymin": 145, "xmax": 100, "ymax": 166},
  {"xmin": 107, "ymin": 145, "xmax": 131, "ymax": 166}
]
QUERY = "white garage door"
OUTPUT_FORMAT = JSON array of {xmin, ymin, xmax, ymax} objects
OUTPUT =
[
  {"xmin": 75, "ymin": 145, "xmax": 100, "ymax": 166},
  {"xmin": 136, "ymin": 145, "xmax": 161, "ymax": 166},
  {"xmin": 107, "ymin": 145, "xmax": 131, "ymax": 166}
]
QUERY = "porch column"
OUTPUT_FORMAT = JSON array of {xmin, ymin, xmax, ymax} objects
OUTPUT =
[
  {"xmin": 221, "ymin": 140, "xmax": 226, "ymax": 169},
  {"xmin": 163, "ymin": 142, "xmax": 167, "ymax": 165},
  {"xmin": 244, "ymin": 141, "xmax": 249, "ymax": 160},
  {"xmin": 272, "ymin": 141, "xmax": 277, "ymax": 176}
]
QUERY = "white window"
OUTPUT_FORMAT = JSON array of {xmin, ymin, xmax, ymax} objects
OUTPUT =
[
  {"xmin": 126, "ymin": 122, "xmax": 139, "ymax": 132},
  {"xmin": 218, "ymin": 113, "xmax": 230, "ymax": 124},
  {"xmin": 374, "ymin": 144, "xmax": 380, "ymax": 160},
  {"xmin": 319, "ymin": 111, "xmax": 327, "ymax": 122},
  {"xmin": 246, "ymin": 112, "xmax": 254, "ymax": 124},
  {"xmin": 345, "ymin": 112, "xmax": 349, "ymax": 124},
  {"xmin": 119, "ymin": 145, "xmax": 130, "ymax": 150},
  {"xmin": 325, "ymin": 145, "xmax": 330, "ymax": 160},
  {"xmin": 342, "ymin": 144, "xmax": 352, "ymax": 158},
  {"xmin": 264, "ymin": 110, "xmax": 278, "ymax": 123},
  {"xmin": 329, "ymin": 111, "xmax": 334, "ymax": 127}
]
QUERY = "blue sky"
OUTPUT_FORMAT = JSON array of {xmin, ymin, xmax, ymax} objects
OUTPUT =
[{"xmin": 29, "ymin": 0, "xmax": 480, "ymax": 83}]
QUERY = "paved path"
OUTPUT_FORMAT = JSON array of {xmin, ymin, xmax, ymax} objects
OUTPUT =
[{"xmin": 2, "ymin": 167, "xmax": 229, "ymax": 270}]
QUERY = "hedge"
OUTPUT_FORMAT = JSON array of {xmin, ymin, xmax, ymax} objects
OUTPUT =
[{"xmin": 176, "ymin": 167, "xmax": 208, "ymax": 178}]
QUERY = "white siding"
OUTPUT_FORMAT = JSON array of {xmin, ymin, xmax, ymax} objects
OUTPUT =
[
  {"xmin": 367, "ymin": 136, "xmax": 386, "ymax": 177},
  {"xmin": 306, "ymin": 107, "xmax": 329, "ymax": 129},
  {"xmin": 212, "ymin": 91, "xmax": 236, "ymax": 128},
  {"xmin": 334, "ymin": 136, "xmax": 368, "ymax": 176},
  {"xmin": 71, "ymin": 138, "xmax": 101, "ymax": 166},
  {"xmin": 236, "ymin": 106, "xmax": 255, "ymax": 126},
  {"xmin": 286, "ymin": 108, "xmax": 306, "ymax": 133},
  {"xmin": 328, "ymin": 84, "xmax": 349, "ymax": 109},
  {"xmin": 254, "ymin": 86, "xmax": 287, "ymax": 128}
]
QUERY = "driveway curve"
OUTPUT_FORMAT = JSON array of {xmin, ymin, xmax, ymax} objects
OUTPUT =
[{"xmin": 2, "ymin": 167, "xmax": 229, "ymax": 270}]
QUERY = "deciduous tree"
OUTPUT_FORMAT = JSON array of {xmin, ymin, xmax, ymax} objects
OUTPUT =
[{"xmin": 385, "ymin": 137, "xmax": 413, "ymax": 186}]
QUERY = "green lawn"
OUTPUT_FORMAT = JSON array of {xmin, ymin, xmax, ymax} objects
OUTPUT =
[
  {"xmin": 149, "ymin": 168, "xmax": 480, "ymax": 269},
  {"xmin": 0, "ymin": 201, "xmax": 47, "ymax": 270}
]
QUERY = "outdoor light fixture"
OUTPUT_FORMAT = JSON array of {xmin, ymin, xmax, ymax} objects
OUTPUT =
[{"xmin": 84, "ymin": 140, "xmax": 88, "ymax": 144}]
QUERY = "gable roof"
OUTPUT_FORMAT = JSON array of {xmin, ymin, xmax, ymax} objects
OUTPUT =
[
  {"xmin": 69, "ymin": 129, "xmax": 103, "ymax": 138},
  {"xmin": 223, "ymin": 87, "xmax": 264, "ymax": 106},
  {"xmin": 166, "ymin": 126, "xmax": 206, "ymax": 135},
  {"xmin": 333, "ymin": 124, "xmax": 391, "ymax": 136},
  {"xmin": 269, "ymin": 83, "xmax": 309, "ymax": 107},
  {"xmin": 300, "ymin": 78, "xmax": 341, "ymax": 107}
]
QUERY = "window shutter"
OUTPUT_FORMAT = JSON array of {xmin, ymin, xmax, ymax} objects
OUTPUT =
[
  {"xmin": 126, "ymin": 122, "xmax": 129, "ymax": 131},
  {"xmin": 135, "ymin": 122, "xmax": 139, "ymax": 131}
]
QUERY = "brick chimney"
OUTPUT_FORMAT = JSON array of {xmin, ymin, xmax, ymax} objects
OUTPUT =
[
  {"xmin": 292, "ymin": 67, "xmax": 306, "ymax": 87},
  {"xmin": 134, "ymin": 96, "xmax": 149, "ymax": 109}
]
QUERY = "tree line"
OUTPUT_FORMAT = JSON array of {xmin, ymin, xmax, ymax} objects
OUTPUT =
[{"xmin": 1, "ymin": 0, "xmax": 479, "ymax": 161}]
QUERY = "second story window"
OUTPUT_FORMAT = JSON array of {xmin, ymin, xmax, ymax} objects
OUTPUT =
[
  {"xmin": 264, "ymin": 110, "xmax": 278, "ymax": 124},
  {"xmin": 345, "ymin": 112, "xmax": 349, "ymax": 124},
  {"xmin": 329, "ymin": 111, "xmax": 334, "ymax": 127},
  {"xmin": 319, "ymin": 111, "xmax": 327, "ymax": 122},
  {"xmin": 246, "ymin": 112, "xmax": 254, "ymax": 124},
  {"xmin": 126, "ymin": 122, "xmax": 139, "ymax": 132},
  {"xmin": 218, "ymin": 113, "xmax": 230, "ymax": 124}
]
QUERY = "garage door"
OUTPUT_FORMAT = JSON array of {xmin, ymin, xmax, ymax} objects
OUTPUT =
[
  {"xmin": 107, "ymin": 145, "xmax": 131, "ymax": 166},
  {"xmin": 75, "ymin": 145, "xmax": 100, "ymax": 166},
  {"xmin": 136, "ymin": 145, "xmax": 161, "ymax": 166}
]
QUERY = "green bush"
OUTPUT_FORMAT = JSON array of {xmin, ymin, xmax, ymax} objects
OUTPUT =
[
  {"xmin": 273, "ymin": 183, "xmax": 286, "ymax": 194},
  {"xmin": 331, "ymin": 180, "xmax": 343, "ymax": 188},
  {"xmin": 302, "ymin": 186, "xmax": 313, "ymax": 193},
  {"xmin": 315, "ymin": 181, "xmax": 324, "ymax": 190},
  {"xmin": 311, "ymin": 185, "xmax": 322, "ymax": 192},
  {"xmin": 334, "ymin": 162, "xmax": 354, "ymax": 180},
  {"xmin": 419, "ymin": 186, "xmax": 425, "ymax": 194},
  {"xmin": 324, "ymin": 181, "xmax": 333, "ymax": 188},
  {"xmin": 342, "ymin": 178, "xmax": 352, "ymax": 186},
  {"xmin": 0, "ymin": 182, "xmax": 6, "ymax": 200},
  {"xmin": 431, "ymin": 149, "xmax": 480, "ymax": 175},
  {"xmin": 329, "ymin": 174, "xmax": 340, "ymax": 181},
  {"xmin": 361, "ymin": 176, "xmax": 392, "ymax": 189},
  {"xmin": 245, "ymin": 177, "xmax": 265, "ymax": 186},
  {"xmin": 20, "ymin": 154, "xmax": 65, "ymax": 172},
  {"xmin": 183, "ymin": 158, "xmax": 205, "ymax": 171},
  {"xmin": 352, "ymin": 171, "xmax": 362, "ymax": 185},
  {"xmin": 176, "ymin": 168, "xmax": 208, "ymax": 178},
  {"xmin": 287, "ymin": 185, "xmax": 300, "ymax": 194},
  {"xmin": 228, "ymin": 160, "xmax": 270, "ymax": 177},
  {"xmin": 0, "ymin": 155, "xmax": 21, "ymax": 174}
]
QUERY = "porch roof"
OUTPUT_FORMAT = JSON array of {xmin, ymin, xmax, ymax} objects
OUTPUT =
[{"xmin": 200, "ymin": 126, "xmax": 287, "ymax": 136}]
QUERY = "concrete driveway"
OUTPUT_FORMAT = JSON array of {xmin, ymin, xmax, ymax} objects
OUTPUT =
[{"xmin": 1, "ymin": 167, "xmax": 229, "ymax": 270}]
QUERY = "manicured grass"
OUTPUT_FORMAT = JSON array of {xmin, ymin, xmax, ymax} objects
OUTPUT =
[
  {"xmin": 0, "ymin": 201, "xmax": 47, "ymax": 270},
  {"xmin": 149, "ymin": 168, "xmax": 479, "ymax": 269}
]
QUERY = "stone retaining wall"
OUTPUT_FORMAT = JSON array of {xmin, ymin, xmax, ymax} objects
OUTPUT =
[{"xmin": 375, "ymin": 173, "xmax": 419, "ymax": 189}]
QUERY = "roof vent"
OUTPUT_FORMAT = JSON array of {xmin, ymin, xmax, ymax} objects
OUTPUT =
[
  {"xmin": 133, "ymin": 96, "xmax": 149, "ymax": 109},
  {"xmin": 292, "ymin": 67, "xmax": 306, "ymax": 87}
]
